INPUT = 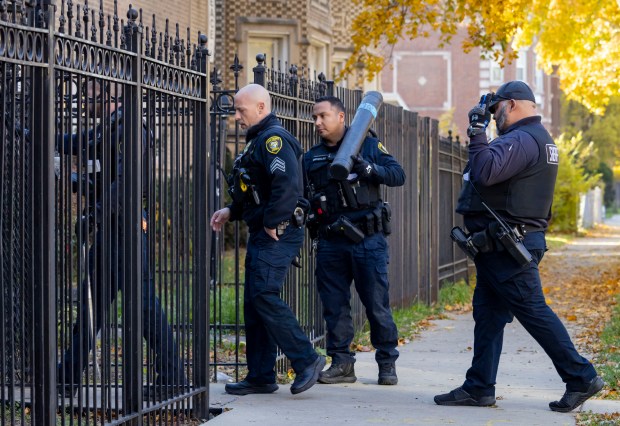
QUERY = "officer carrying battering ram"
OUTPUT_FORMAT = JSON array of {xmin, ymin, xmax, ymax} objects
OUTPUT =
[
  {"xmin": 434, "ymin": 81, "xmax": 604, "ymax": 411},
  {"xmin": 210, "ymin": 84, "xmax": 326, "ymax": 396},
  {"xmin": 304, "ymin": 95, "xmax": 405, "ymax": 386}
]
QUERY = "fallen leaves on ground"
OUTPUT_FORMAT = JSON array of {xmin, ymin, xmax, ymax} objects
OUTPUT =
[
  {"xmin": 576, "ymin": 411, "xmax": 620, "ymax": 425},
  {"xmin": 539, "ymin": 227, "xmax": 620, "ymax": 354}
]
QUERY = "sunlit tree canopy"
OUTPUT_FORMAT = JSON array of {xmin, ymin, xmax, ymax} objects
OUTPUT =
[{"xmin": 346, "ymin": 0, "xmax": 620, "ymax": 114}]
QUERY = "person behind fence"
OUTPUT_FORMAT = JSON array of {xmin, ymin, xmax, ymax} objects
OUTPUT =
[
  {"xmin": 434, "ymin": 81, "xmax": 603, "ymax": 411},
  {"xmin": 210, "ymin": 83, "xmax": 326, "ymax": 396},
  {"xmin": 57, "ymin": 79, "xmax": 187, "ymax": 400},
  {"xmin": 304, "ymin": 96, "xmax": 405, "ymax": 386}
]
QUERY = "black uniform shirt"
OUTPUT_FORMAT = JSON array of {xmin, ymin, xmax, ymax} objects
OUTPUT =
[{"xmin": 229, "ymin": 113, "xmax": 304, "ymax": 232}]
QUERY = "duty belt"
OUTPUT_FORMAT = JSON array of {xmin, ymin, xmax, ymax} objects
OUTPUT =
[
  {"xmin": 317, "ymin": 204, "xmax": 391, "ymax": 242},
  {"xmin": 520, "ymin": 225, "xmax": 545, "ymax": 234}
]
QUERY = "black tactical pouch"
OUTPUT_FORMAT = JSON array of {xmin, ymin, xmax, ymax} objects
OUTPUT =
[
  {"xmin": 381, "ymin": 202, "xmax": 392, "ymax": 235},
  {"xmin": 470, "ymin": 228, "xmax": 494, "ymax": 253},
  {"xmin": 365, "ymin": 211, "xmax": 376, "ymax": 236}
]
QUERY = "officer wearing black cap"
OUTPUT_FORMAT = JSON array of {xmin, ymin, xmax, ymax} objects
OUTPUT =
[
  {"xmin": 211, "ymin": 84, "xmax": 325, "ymax": 396},
  {"xmin": 434, "ymin": 81, "xmax": 603, "ymax": 411},
  {"xmin": 305, "ymin": 96, "xmax": 405, "ymax": 386}
]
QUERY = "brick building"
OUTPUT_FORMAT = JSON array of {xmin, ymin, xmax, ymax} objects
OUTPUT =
[
  {"xmin": 212, "ymin": 0, "xmax": 375, "ymax": 90},
  {"xmin": 74, "ymin": 0, "xmax": 562, "ymax": 141},
  {"xmin": 381, "ymin": 32, "xmax": 560, "ymax": 140}
]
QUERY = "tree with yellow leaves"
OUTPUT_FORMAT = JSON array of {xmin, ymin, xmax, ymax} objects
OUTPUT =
[{"xmin": 346, "ymin": 0, "xmax": 620, "ymax": 114}]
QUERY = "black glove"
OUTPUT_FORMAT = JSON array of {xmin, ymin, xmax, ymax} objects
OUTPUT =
[
  {"xmin": 351, "ymin": 154, "xmax": 375, "ymax": 179},
  {"xmin": 467, "ymin": 93, "xmax": 493, "ymax": 137}
]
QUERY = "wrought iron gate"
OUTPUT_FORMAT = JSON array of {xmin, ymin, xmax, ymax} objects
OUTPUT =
[{"xmin": 1, "ymin": 0, "xmax": 210, "ymax": 424}]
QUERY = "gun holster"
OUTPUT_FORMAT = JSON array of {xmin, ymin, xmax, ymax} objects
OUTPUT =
[
  {"xmin": 450, "ymin": 226, "xmax": 479, "ymax": 260},
  {"xmin": 328, "ymin": 216, "xmax": 365, "ymax": 243}
]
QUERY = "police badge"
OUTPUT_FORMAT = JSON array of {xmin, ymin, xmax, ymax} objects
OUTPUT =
[{"xmin": 266, "ymin": 135, "xmax": 283, "ymax": 154}]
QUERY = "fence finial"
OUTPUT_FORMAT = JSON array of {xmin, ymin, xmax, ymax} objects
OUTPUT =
[
  {"xmin": 289, "ymin": 64, "xmax": 298, "ymax": 97},
  {"xmin": 98, "ymin": 0, "xmax": 104, "ymax": 43},
  {"xmin": 113, "ymin": 0, "xmax": 119, "ymax": 47},
  {"xmin": 150, "ymin": 15, "xmax": 157, "ymax": 58},
  {"xmin": 75, "ymin": 4, "xmax": 82, "ymax": 37},
  {"xmin": 126, "ymin": 5, "xmax": 138, "ymax": 24},
  {"xmin": 252, "ymin": 53, "xmax": 266, "ymax": 87},
  {"xmin": 58, "ymin": 0, "xmax": 66, "ymax": 32},
  {"xmin": 198, "ymin": 32, "xmax": 208, "ymax": 54},
  {"xmin": 83, "ymin": 0, "xmax": 89, "ymax": 39}
]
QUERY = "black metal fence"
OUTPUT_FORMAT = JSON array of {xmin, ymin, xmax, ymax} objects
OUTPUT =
[
  {"xmin": 1, "ymin": 0, "xmax": 210, "ymax": 424},
  {"xmin": 1, "ymin": 0, "xmax": 469, "ymax": 422},
  {"xmin": 208, "ymin": 55, "xmax": 470, "ymax": 382}
]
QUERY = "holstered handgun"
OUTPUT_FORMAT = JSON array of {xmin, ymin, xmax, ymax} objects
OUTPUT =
[
  {"xmin": 328, "ymin": 216, "xmax": 365, "ymax": 243},
  {"xmin": 450, "ymin": 226, "xmax": 479, "ymax": 260}
]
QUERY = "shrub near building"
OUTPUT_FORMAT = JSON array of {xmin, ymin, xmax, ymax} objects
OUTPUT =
[{"xmin": 549, "ymin": 133, "xmax": 601, "ymax": 233}]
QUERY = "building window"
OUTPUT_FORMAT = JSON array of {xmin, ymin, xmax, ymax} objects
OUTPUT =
[
  {"xmin": 247, "ymin": 34, "xmax": 290, "ymax": 83},
  {"xmin": 535, "ymin": 68, "xmax": 544, "ymax": 93},
  {"xmin": 489, "ymin": 60, "xmax": 504, "ymax": 84},
  {"xmin": 331, "ymin": 51, "xmax": 350, "ymax": 88},
  {"xmin": 516, "ymin": 51, "xmax": 527, "ymax": 82},
  {"xmin": 307, "ymin": 41, "xmax": 328, "ymax": 80}
]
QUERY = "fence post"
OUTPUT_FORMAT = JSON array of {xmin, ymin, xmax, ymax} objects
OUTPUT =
[
  {"xmin": 418, "ymin": 116, "xmax": 430, "ymax": 303},
  {"xmin": 121, "ymin": 6, "xmax": 143, "ymax": 419},
  {"xmin": 193, "ymin": 33, "xmax": 211, "ymax": 420},
  {"xmin": 326, "ymin": 79, "xmax": 334, "ymax": 97},
  {"xmin": 289, "ymin": 64, "xmax": 298, "ymax": 136},
  {"xmin": 32, "ymin": 0, "xmax": 57, "ymax": 424},
  {"xmin": 429, "ymin": 118, "xmax": 440, "ymax": 303},
  {"xmin": 253, "ymin": 53, "xmax": 266, "ymax": 87}
]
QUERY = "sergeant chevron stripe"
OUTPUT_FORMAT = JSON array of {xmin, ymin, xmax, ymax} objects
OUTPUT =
[{"xmin": 270, "ymin": 157, "xmax": 286, "ymax": 174}]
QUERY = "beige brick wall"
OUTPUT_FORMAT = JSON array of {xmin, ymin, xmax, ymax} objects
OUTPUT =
[
  {"xmin": 214, "ymin": 0, "xmax": 362, "ymax": 87},
  {"xmin": 56, "ymin": 0, "xmax": 208, "ymax": 52}
]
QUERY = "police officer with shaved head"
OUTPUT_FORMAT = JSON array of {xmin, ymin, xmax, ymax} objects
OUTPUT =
[
  {"xmin": 434, "ymin": 81, "xmax": 603, "ymax": 412},
  {"xmin": 211, "ymin": 84, "xmax": 325, "ymax": 396}
]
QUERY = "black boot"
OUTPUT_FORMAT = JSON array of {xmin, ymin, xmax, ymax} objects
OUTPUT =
[
  {"xmin": 549, "ymin": 376, "xmax": 604, "ymax": 412},
  {"xmin": 378, "ymin": 362, "xmax": 398, "ymax": 385},
  {"xmin": 434, "ymin": 386, "xmax": 496, "ymax": 406},
  {"xmin": 318, "ymin": 362, "xmax": 357, "ymax": 384},
  {"xmin": 225, "ymin": 380, "xmax": 279, "ymax": 396}
]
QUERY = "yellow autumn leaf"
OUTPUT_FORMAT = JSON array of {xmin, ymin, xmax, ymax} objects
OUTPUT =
[{"xmin": 345, "ymin": 0, "xmax": 620, "ymax": 114}]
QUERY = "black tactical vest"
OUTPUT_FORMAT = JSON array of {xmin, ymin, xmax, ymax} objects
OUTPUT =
[
  {"xmin": 456, "ymin": 121, "xmax": 558, "ymax": 219},
  {"xmin": 306, "ymin": 143, "xmax": 381, "ymax": 222}
]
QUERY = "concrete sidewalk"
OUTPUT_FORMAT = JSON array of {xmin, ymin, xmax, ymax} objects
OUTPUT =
[
  {"xmin": 205, "ymin": 219, "xmax": 620, "ymax": 425},
  {"xmin": 206, "ymin": 315, "xmax": 620, "ymax": 425}
]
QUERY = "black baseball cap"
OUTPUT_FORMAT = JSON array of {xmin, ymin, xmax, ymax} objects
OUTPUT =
[{"xmin": 488, "ymin": 81, "xmax": 536, "ymax": 113}]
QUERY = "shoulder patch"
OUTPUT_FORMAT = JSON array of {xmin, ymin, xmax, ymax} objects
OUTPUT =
[
  {"xmin": 378, "ymin": 141, "xmax": 389, "ymax": 154},
  {"xmin": 266, "ymin": 136, "xmax": 283, "ymax": 154},
  {"xmin": 546, "ymin": 144, "xmax": 559, "ymax": 164}
]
